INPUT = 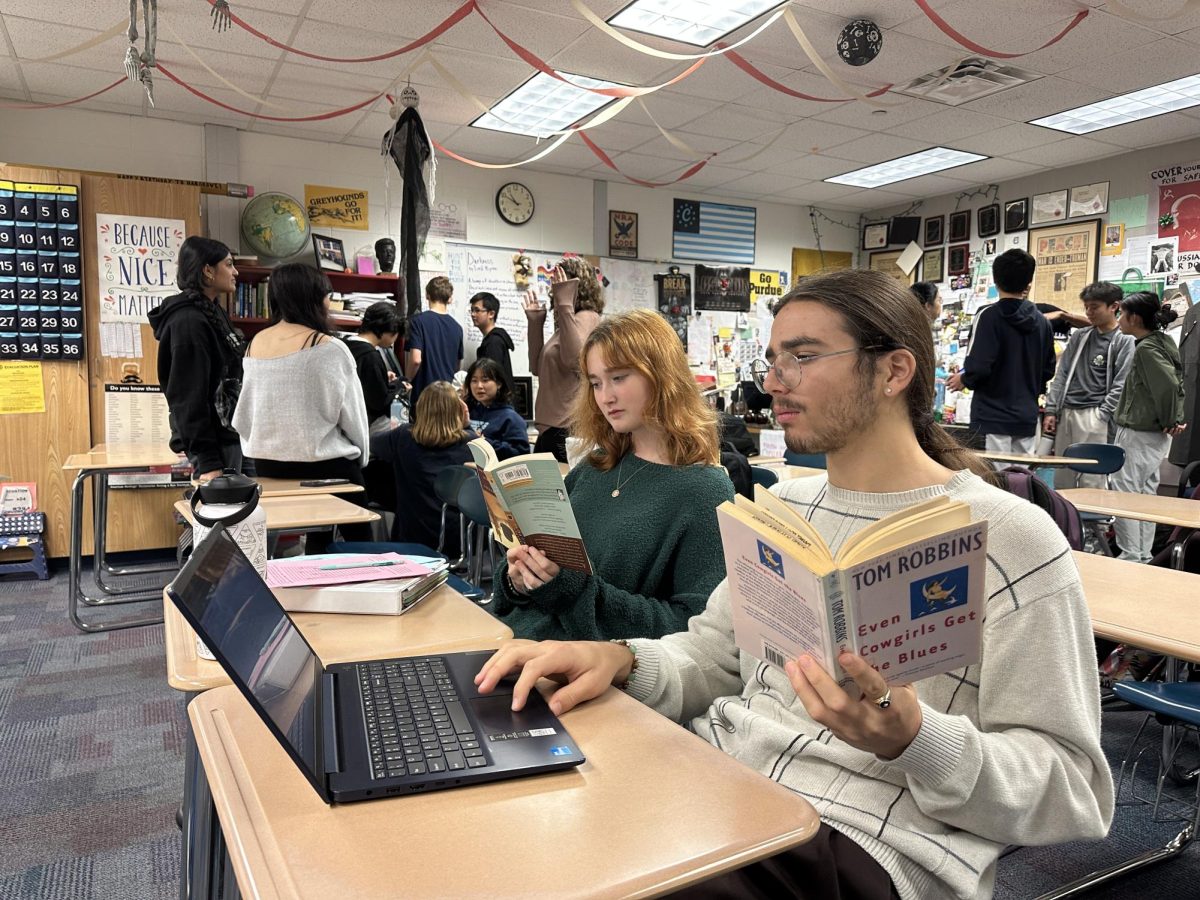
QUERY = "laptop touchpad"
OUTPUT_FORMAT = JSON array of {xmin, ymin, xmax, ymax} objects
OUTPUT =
[{"xmin": 470, "ymin": 694, "xmax": 544, "ymax": 732}]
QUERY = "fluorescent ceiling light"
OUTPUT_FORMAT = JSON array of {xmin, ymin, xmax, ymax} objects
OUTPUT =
[
  {"xmin": 824, "ymin": 148, "xmax": 988, "ymax": 188},
  {"xmin": 608, "ymin": 0, "xmax": 785, "ymax": 47},
  {"xmin": 1030, "ymin": 73, "xmax": 1200, "ymax": 134},
  {"xmin": 471, "ymin": 71, "xmax": 621, "ymax": 139}
]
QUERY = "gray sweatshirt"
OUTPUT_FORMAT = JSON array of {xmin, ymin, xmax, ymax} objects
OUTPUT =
[
  {"xmin": 1044, "ymin": 325, "xmax": 1134, "ymax": 420},
  {"xmin": 233, "ymin": 338, "xmax": 369, "ymax": 465},
  {"xmin": 623, "ymin": 471, "xmax": 1113, "ymax": 900}
]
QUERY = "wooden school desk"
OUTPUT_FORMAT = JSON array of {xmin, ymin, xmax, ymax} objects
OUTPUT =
[
  {"xmin": 1039, "ymin": 552, "xmax": 1200, "ymax": 899},
  {"xmin": 1058, "ymin": 488, "xmax": 1200, "ymax": 530},
  {"xmin": 62, "ymin": 442, "xmax": 182, "ymax": 633},
  {"xmin": 174, "ymin": 493, "xmax": 379, "ymax": 537},
  {"xmin": 252, "ymin": 478, "xmax": 365, "ymax": 499},
  {"xmin": 166, "ymin": 584, "xmax": 514, "ymax": 899},
  {"xmin": 189, "ymin": 682, "xmax": 820, "ymax": 900},
  {"xmin": 748, "ymin": 457, "xmax": 826, "ymax": 481},
  {"xmin": 979, "ymin": 452, "xmax": 1099, "ymax": 467}
]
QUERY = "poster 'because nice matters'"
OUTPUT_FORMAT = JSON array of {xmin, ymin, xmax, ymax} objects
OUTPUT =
[{"xmin": 96, "ymin": 214, "xmax": 185, "ymax": 324}]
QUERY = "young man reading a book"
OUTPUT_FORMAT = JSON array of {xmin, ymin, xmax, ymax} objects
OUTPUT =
[{"xmin": 476, "ymin": 269, "xmax": 1112, "ymax": 900}]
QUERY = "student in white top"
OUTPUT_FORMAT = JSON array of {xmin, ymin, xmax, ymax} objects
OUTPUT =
[{"xmin": 1042, "ymin": 282, "xmax": 1134, "ymax": 488}]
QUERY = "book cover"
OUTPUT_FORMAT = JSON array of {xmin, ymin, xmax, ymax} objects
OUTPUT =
[
  {"xmin": 717, "ymin": 495, "xmax": 986, "ymax": 690},
  {"xmin": 468, "ymin": 439, "xmax": 591, "ymax": 573}
]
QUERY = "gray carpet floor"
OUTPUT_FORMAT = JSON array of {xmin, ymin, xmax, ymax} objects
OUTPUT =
[{"xmin": 0, "ymin": 560, "xmax": 1197, "ymax": 899}]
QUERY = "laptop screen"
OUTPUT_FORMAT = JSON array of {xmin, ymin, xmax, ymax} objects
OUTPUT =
[{"xmin": 168, "ymin": 528, "xmax": 326, "ymax": 797}]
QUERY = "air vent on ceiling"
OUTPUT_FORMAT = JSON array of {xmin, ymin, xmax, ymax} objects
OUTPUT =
[{"xmin": 897, "ymin": 58, "xmax": 1040, "ymax": 106}]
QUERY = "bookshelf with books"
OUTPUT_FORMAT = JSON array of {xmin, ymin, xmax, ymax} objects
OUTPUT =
[{"xmin": 225, "ymin": 264, "xmax": 402, "ymax": 336}]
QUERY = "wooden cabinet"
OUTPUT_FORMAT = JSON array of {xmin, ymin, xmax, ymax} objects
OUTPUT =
[{"xmin": 224, "ymin": 265, "xmax": 402, "ymax": 336}]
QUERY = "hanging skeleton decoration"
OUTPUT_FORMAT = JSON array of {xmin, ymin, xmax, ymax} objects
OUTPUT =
[
  {"xmin": 211, "ymin": 1, "xmax": 232, "ymax": 32},
  {"xmin": 123, "ymin": 0, "xmax": 158, "ymax": 106},
  {"xmin": 382, "ymin": 85, "xmax": 435, "ymax": 320}
]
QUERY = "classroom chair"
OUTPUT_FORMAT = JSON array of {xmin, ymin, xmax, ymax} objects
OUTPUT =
[
  {"xmin": 750, "ymin": 466, "xmax": 779, "ymax": 489},
  {"xmin": 783, "ymin": 450, "xmax": 827, "ymax": 469},
  {"xmin": 325, "ymin": 541, "xmax": 486, "ymax": 603},
  {"xmin": 1177, "ymin": 460, "xmax": 1200, "ymax": 499},
  {"xmin": 455, "ymin": 478, "xmax": 497, "ymax": 603},
  {"xmin": 433, "ymin": 465, "xmax": 474, "ymax": 569},
  {"xmin": 1064, "ymin": 441, "xmax": 1127, "ymax": 555}
]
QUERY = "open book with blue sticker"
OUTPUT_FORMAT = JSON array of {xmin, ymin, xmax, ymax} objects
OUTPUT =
[{"xmin": 715, "ymin": 488, "xmax": 987, "ymax": 690}]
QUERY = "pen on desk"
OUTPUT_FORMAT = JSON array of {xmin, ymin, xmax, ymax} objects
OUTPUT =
[{"xmin": 317, "ymin": 560, "xmax": 398, "ymax": 571}]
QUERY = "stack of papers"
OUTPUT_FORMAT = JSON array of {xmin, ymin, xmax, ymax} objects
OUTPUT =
[{"xmin": 268, "ymin": 554, "xmax": 449, "ymax": 616}]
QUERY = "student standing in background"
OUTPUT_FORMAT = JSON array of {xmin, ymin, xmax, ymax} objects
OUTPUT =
[
  {"xmin": 1109, "ymin": 291, "xmax": 1186, "ymax": 562},
  {"xmin": 470, "ymin": 291, "xmax": 514, "ymax": 390},
  {"xmin": 493, "ymin": 308, "xmax": 733, "ymax": 641},
  {"xmin": 465, "ymin": 357, "xmax": 530, "ymax": 461},
  {"xmin": 1042, "ymin": 282, "xmax": 1134, "ymax": 487},
  {"xmin": 344, "ymin": 301, "xmax": 403, "ymax": 434},
  {"xmin": 946, "ymin": 249, "xmax": 1055, "ymax": 457},
  {"xmin": 406, "ymin": 275, "xmax": 463, "ymax": 414},
  {"xmin": 524, "ymin": 259, "xmax": 603, "ymax": 463},
  {"xmin": 149, "ymin": 236, "xmax": 248, "ymax": 481}
]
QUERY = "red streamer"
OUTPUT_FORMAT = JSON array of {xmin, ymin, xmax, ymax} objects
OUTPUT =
[
  {"xmin": 578, "ymin": 132, "xmax": 711, "ymax": 188},
  {"xmin": 720, "ymin": 47, "xmax": 892, "ymax": 101},
  {"xmin": 157, "ymin": 64, "xmax": 384, "ymax": 121},
  {"xmin": 913, "ymin": 0, "xmax": 1088, "ymax": 59},
  {"xmin": 0, "ymin": 77, "xmax": 126, "ymax": 110},
  {"xmin": 472, "ymin": 2, "xmax": 706, "ymax": 97},
  {"xmin": 203, "ymin": 0, "xmax": 474, "ymax": 64}
]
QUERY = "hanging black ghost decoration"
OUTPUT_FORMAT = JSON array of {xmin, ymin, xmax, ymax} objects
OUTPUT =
[
  {"xmin": 837, "ymin": 19, "xmax": 882, "ymax": 67},
  {"xmin": 382, "ymin": 86, "xmax": 432, "ymax": 320}
]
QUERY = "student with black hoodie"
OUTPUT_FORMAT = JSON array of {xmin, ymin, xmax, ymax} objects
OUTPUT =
[
  {"xmin": 469, "ymin": 291, "xmax": 514, "ymax": 390},
  {"xmin": 148, "ymin": 236, "xmax": 247, "ymax": 481},
  {"xmin": 946, "ymin": 249, "xmax": 1055, "ymax": 457},
  {"xmin": 465, "ymin": 357, "xmax": 530, "ymax": 460},
  {"xmin": 344, "ymin": 301, "xmax": 403, "ymax": 434}
]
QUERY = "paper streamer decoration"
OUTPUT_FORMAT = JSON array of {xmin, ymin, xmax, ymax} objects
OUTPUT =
[
  {"xmin": 782, "ymin": 9, "xmax": 903, "ymax": 108},
  {"xmin": 22, "ymin": 19, "xmax": 128, "ymax": 62},
  {"xmin": 0, "ymin": 77, "xmax": 126, "ymax": 110},
  {"xmin": 579, "ymin": 133, "xmax": 710, "ymax": 188},
  {"xmin": 157, "ymin": 64, "xmax": 385, "ymax": 121},
  {"xmin": 720, "ymin": 46, "xmax": 892, "ymax": 102},
  {"xmin": 912, "ymin": 0, "xmax": 1088, "ymax": 59}
]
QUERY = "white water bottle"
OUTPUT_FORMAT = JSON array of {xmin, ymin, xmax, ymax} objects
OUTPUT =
[{"xmin": 189, "ymin": 472, "xmax": 268, "ymax": 659}]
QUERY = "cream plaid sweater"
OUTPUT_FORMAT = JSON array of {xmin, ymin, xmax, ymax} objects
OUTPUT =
[{"xmin": 624, "ymin": 471, "xmax": 1114, "ymax": 900}]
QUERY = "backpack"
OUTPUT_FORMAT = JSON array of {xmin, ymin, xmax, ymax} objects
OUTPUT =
[
  {"xmin": 993, "ymin": 465, "xmax": 1084, "ymax": 550},
  {"xmin": 720, "ymin": 441, "xmax": 754, "ymax": 499}
]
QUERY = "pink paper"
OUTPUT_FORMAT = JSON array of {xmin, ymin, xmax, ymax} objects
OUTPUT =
[
  {"xmin": 267, "ymin": 554, "xmax": 431, "ymax": 588},
  {"xmin": 357, "ymin": 256, "xmax": 376, "ymax": 275}
]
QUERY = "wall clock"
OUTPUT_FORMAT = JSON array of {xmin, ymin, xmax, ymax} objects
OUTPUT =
[{"xmin": 496, "ymin": 182, "xmax": 534, "ymax": 225}]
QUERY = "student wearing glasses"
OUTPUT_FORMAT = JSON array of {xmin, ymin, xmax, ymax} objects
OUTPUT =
[
  {"xmin": 469, "ymin": 291, "xmax": 514, "ymax": 391},
  {"xmin": 493, "ymin": 308, "xmax": 734, "ymax": 642},
  {"xmin": 478, "ymin": 270, "xmax": 1112, "ymax": 900}
]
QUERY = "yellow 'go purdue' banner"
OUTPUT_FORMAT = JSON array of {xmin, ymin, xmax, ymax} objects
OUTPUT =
[{"xmin": 304, "ymin": 184, "xmax": 369, "ymax": 230}]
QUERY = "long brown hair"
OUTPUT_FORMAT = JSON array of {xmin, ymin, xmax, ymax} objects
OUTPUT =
[
  {"xmin": 559, "ymin": 257, "xmax": 604, "ymax": 314},
  {"xmin": 775, "ymin": 269, "xmax": 992, "ymax": 480},
  {"xmin": 571, "ymin": 308, "xmax": 719, "ymax": 471},
  {"xmin": 411, "ymin": 382, "xmax": 466, "ymax": 448}
]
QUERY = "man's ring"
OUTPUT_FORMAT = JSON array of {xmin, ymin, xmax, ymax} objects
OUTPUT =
[{"xmin": 873, "ymin": 689, "xmax": 892, "ymax": 709}]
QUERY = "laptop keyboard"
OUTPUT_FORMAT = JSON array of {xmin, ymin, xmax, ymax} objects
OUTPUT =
[{"xmin": 358, "ymin": 658, "xmax": 490, "ymax": 780}]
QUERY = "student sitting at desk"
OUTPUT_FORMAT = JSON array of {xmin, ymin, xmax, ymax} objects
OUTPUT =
[
  {"xmin": 370, "ymin": 381, "xmax": 476, "ymax": 551},
  {"xmin": 478, "ymin": 270, "xmax": 1113, "ymax": 900},
  {"xmin": 465, "ymin": 357, "xmax": 529, "ymax": 461},
  {"xmin": 233, "ymin": 265, "xmax": 370, "ymax": 488},
  {"xmin": 494, "ymin": 308, "xmax": 734, "ymax": 642}
]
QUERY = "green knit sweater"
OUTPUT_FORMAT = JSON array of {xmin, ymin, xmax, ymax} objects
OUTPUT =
[{"xmin": 492, "ymin": 455, "xmax": 734, "ymax": 641}]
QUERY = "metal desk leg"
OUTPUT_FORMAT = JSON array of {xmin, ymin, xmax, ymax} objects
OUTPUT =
[
  {"xmin": 67, "ymin": 468, "xmax": 164, "ymax": 633},
  {"xmin": 92, "ymin": 473, "xmax": 177, "ymax": 594}
]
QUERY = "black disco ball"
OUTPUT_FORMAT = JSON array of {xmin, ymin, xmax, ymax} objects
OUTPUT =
[{"xmin": 837, "ymin": 18, "xmax": 882, "ymax": 66}]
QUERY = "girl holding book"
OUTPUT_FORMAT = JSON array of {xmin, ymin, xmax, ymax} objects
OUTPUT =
[
  {"xmin": 465, "ymin": 357, "xmax": 530, "ymax": 461},
  {"xmin": 1109, "ymin": 291, "xmax": 1186, "ymax": 561},
  {"xmin": 494, "ymin": 308, "xmax": 734, "ymax": 641}
]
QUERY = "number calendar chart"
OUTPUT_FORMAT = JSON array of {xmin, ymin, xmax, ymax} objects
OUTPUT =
[{"xmin": 0, "ymin": 181, "xmax": 83, "ymax": 362}]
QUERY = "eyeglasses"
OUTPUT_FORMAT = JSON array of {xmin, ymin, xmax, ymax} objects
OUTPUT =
[{"xmin": 750, "ymin": 345, "xmax": 887, "ymax": 392}]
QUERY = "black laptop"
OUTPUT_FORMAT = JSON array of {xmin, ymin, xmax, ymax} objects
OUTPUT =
[{"xmin": 167, "ymin": 525, "xmax": 585, "ymax": 803}]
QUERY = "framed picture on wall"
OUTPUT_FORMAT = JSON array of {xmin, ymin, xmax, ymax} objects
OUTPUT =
[
  {"xmin": 948, "ymin": 243, "xmax": 969, "ymax": 276},
  {"xmin": 921, "ymin": 247, "xmax": 944, "ymax": 282},
  {"xmin": 977, "ymin": 203, "xmax": 1000, "ymax": 238},
  {"xmin": 1030, "ymin": 189, "xmax": 1068, "ymax": 225},
  {"xmin": 862, "ymin": 221, "xmax": 889, "ymax": 250},
  {"xmin": 1003, "ymin": 198, "xmax": 1028, "ymax": 233},
  {"xmin": 1068, "ymin": 181, "xmax": 1109, "ymax": 218},
  {"xmin": 924, "ymin": 215, "xmax": 943, "ymax": 247},
  {"xmin": 948, "ymin": 210, "xmax": 970, "ymax": 243},
  {"xmin": 868, "ymin": 249, "xmax": 916, "ymax": 286},
  {"xmin": 1028, "ymin": 219, "xmax": 1101, "ymax": 314},
  {"xmin": 312, "ymin": 232, "xmax": 347, "ymax": 272}
]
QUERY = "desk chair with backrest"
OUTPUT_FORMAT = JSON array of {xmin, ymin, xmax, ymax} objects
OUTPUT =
[
  {"xmin": 1178, "ymin": 461, "xmax": 1200, "ymax": 499},
  {"xmin": 434, "ymin": 465, "xmax": 474, "ymax": 569},
  {"xmin": 455, "ymin": 477, "xmax": 497, "ymax": 602},
  {"xmin": 783, "ymin": 450, "xmax": 827, "ymax": 469},
  {"xmin": 750, "ymin": 466, "xmax": 780, "ymax": 490},
  {"xmin": 1064, "ymin": 442, "xmax": 1126, "ymax": 555}
]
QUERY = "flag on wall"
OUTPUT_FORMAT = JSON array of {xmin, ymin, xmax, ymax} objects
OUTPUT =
[{"xmin": 672, "ymin": 199, "xmax": 756, "ymax": 264}]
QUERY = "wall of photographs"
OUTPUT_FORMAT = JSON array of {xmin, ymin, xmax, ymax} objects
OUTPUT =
[{"xmin": 0, "ymin": 181, "xmax": 83, "ymax": 361}]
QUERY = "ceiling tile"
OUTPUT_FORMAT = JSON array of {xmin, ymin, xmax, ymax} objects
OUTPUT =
[
  {"xmin": 776, "ymin": 181, "xmax": 862, "ymax": 203},
  {"xmin": 719, "ymin": 171, "xmax": 810, "ymax": 195},
  {"xmin": 818, "ymin": 133, "xmax": 935, "ymax": 165},
  {"xmin": 950, "ymin": 122, "xmax": 1069, "ymax": 156},
  {"xmin": 960, "ymin": 76, "xmax": 1112, "ymax": 121},
  {"xmin": 670, "ymin": 104, "xmax": 785, "ymax": 141},
  {"xmin": 885, "ymin": 107, "xmax": 1012, "ymax": 141},
  {"xmin": 767, "ymin": 154, "xmax": 869, "ymax": 180},
  {"xmin": 946, "ymin": 157, "xmax": 1043, "ymax": 183},
  {"xmin": 1054, "ymin": 37, "xmax": 1200, "ymax": 94},
  {"xmin": 1005, "ymin": 135, "xmax": 1126, "ymax": 166}
]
